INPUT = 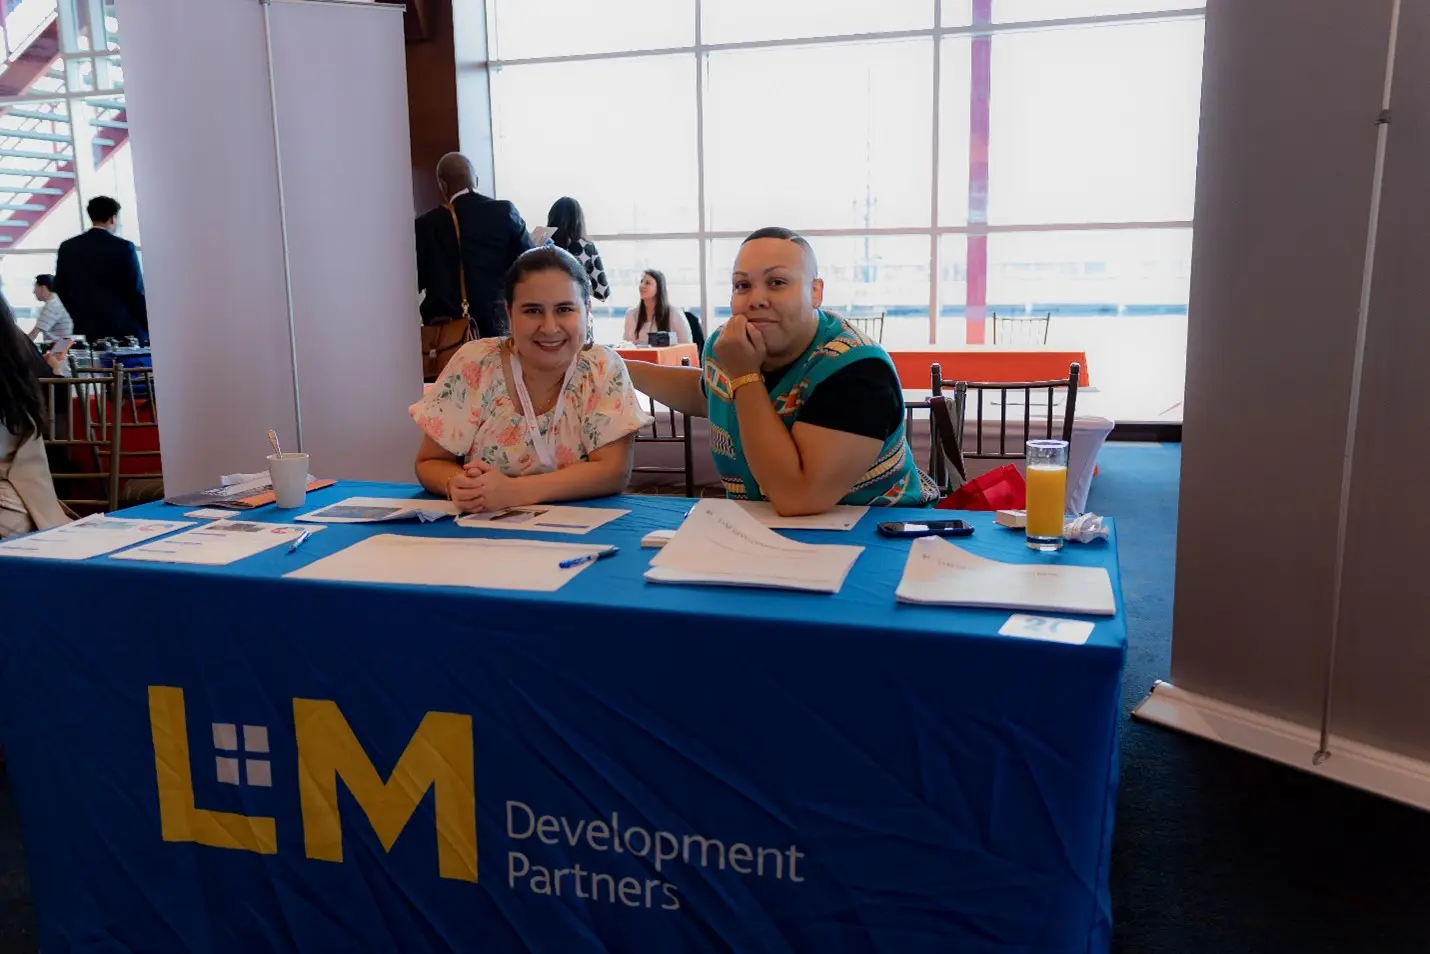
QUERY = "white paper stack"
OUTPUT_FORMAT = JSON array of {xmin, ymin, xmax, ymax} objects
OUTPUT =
[
  {"xmin": 735, "ymin": 501, "xmax": 867, "ymax": 531},
  {"xmin": 895, "ymin": 536, "xmax": 1116, "ymax": 616},
  {"xmin": 646, "ymin": 499, "xmax": 864, "ymax": 594}
]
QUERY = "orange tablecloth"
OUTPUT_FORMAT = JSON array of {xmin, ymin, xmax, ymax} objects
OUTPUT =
[
  {"xmin": 887, "ymin": 346, "xmax": 1090, "ymax": 388},
  {"xmin": 616, "ymin": 343, "xmax": 700, "ymax": 367}
]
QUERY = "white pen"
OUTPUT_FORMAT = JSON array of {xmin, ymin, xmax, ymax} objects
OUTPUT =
[{"xmin": 287, "ymin": 529, "xmax": 312, "ymax": 554}]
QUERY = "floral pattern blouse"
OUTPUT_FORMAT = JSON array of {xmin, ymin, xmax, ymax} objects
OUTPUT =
[{"xmin": 410, "ymin": 338, "xmax": 651, "ymax": 475}]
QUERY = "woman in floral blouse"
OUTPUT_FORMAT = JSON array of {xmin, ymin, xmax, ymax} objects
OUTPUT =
[{"xmin": 410, "ymin": 246, "xmax": 650, "ymax": 513}]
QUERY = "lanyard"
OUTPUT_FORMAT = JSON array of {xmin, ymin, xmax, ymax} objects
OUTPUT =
[{"xmin": 508, "ymin": 351, "xmax": 579, "ymax": 471}]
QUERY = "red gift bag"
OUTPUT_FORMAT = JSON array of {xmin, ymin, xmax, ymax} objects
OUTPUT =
[{"xmin": 936, "ymin": 463, "xmax": 1026, "ymax": 512}]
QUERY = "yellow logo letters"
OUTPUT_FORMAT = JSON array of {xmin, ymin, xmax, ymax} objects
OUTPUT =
[{"xmin": 148, "ymin": 687, "xmax": 476, "ymax": 883}]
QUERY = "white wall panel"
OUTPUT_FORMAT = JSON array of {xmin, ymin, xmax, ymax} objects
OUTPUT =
[
  {"xmin": 117, "ymin": 0, "xmax": 417, "ymax": 493},
  {"xmin": 268, "ymin": 0, "xmax": 421, "ymax": 483},
  {"xmin": 117, "ymin": 0, "xmax": 294, "ymax": 495}
]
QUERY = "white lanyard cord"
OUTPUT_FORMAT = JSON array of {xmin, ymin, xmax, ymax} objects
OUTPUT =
[{"xmin": 508, "ymin": 350, "xmax": 578, "ymax": 471}]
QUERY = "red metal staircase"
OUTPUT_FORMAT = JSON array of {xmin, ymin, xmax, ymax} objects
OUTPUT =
[{"xmin": 0, "ymin": 1, "xmax": 128, "ymax": 250}]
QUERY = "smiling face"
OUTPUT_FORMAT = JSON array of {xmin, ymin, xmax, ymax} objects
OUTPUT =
[
  {"xmin": 507, "ymin": 268, "xmax": 588, "ymax": 372},
  {"xmin": 731, "ymin": 237, "xmax": 824, "ymax": 362},
  {"xmin": 638, "ymin": 273, "xmax": 657, "ymax": 301}
]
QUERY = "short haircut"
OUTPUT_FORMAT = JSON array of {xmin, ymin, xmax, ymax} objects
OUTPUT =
[
  {"xmin": 436, "ymin": 152, "xmax": 475, "ymax": 189},
  {"xmin": 741, "ymin": 226, "xmax": 818, "ymax": 275},
  {"xmin": 34, "ymin": 274, "xmax": 55, "ymax": 290},
  {"xmin": 503, "ymin": 245, "xmax": 592, "ymax": 305},
  {"xmin": 87, "ymin": 195, "xmax": 120, "ymax": 223}
]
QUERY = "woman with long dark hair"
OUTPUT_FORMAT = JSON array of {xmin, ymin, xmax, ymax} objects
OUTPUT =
[
  {"xmin": 0, "ymin": 298, "xmax": 68, "ymax": 537},
  {"xmin": 622, "ymin": 269, "xmax": 693, "ymax": 344},
  {"xmin": 541, "ymin": 197, "xmax": 610, "ymax": 302}
]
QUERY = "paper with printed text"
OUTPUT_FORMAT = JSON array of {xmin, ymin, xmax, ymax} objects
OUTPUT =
[
  {"xmin": 296, "ymin": 496, "xmax": 458, "ymax": 524},
  {"xmin": 110, "ymin": 520, "xmax": 320, "ymax": 566},
  {"xmin": 0, "ymin": 516, "xmax": 192, "ymax": 561}
]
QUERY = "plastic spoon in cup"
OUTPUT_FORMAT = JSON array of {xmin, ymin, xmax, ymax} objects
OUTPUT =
[{"xmin": 267, "ymin": 428, "xmax": 283, "ymax": 459}]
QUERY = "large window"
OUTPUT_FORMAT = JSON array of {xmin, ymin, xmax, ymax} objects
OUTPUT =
[
  {"xmin": 0, "ymin": 0, "xmax": 137, "ymax": 327},
  {"xmin": 982, "ymin": 20, "xmax": 1202, "ymax": 225},
  {"xmin": 491, "ymin": 54, "xmax": 699, "ymax": 236},
  {"xmin": 702, "ymin": 0, "xmax": 933, "ymax": 45},
  {"xmin": 585, "ymin": 238, "xmax": 701, "ymax": 340},
  {"xmin": 482, "ymin": 0, "xmax": 1204, "ymax": 421},
  {"xmin": 704, "ymin": 40, "xmax": 933, "ymax": 231}
]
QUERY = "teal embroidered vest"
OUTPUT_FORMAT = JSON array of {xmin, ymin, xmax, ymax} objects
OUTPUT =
[{"xmin": 704, "ymin": 310, "xmax": 938, "ymax": 507}]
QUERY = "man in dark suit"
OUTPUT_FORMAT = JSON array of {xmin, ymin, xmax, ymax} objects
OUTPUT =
[
  {"xmin": 415, "ymin": 153, "xmax": 532, "ymax": 339},
  {"xmin": 54, "ymin": 195, "xmax": 148, "ymax": 345}
]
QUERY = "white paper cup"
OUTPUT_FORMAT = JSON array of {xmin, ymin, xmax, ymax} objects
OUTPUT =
[{"xmin": 267, "ymin": 453, "xmax": 310, "ymax": 509}]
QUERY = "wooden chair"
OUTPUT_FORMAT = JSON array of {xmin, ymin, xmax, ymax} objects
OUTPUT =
[
  {"xmin": 35, "ymin": 365, "xmax": 125, "ymax": 515},
  {"xmin": 631, "ymin": 356, "xmax": 695, "ymax": 496},
  {"xmin": 844, "ymin": 311, "xmax": 885, "ymax": 343},
  {"xmin": 953, "ymin": 362, "xmax": 1081, "ymax": 464},
  {"xmin": 115, "ymin": 365, "xmax": 164, "ymax": 504},
  {"xmin": 991, "ymin": 311, "xmax": 1051, "ymax": 346}
]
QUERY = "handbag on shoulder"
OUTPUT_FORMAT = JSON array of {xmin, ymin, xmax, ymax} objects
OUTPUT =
[{"xmin": 421, "ymin": 204, "xmax": 475, "ymax": 383}]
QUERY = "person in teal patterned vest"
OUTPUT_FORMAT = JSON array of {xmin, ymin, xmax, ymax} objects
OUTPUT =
[{"xmin": 625, "ymin": 227, "xmax": 937, "ymax": 515}]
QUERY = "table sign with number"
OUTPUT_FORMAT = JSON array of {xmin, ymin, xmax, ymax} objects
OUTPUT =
[{"xmin": 998, "ymin": 613, "xmax": 1096, "ymax": 645}]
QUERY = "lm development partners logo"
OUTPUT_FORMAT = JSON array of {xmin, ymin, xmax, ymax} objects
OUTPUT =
[
  {"xmin": 148, "ymin": 686, "xmax": 810, "ymax": 912},
  {"xmin": 147, "ymin": 686, "xmax": 476, "ymax": 882}
]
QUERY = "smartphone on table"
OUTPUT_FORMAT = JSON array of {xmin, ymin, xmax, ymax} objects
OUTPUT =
[{"xmin": 876, "ymin": 519, "xmax": 974, "ymax": 539}]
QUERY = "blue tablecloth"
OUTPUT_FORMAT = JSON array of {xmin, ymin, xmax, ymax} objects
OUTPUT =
[{"xmin": 0, "ymin": 482, "xmax": 1125, "ymax": 954}]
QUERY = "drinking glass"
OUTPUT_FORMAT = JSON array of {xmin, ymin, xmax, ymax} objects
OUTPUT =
[{"xmin": 1025, "ymin": 440, "xmax": 1068, "ymax": 551}]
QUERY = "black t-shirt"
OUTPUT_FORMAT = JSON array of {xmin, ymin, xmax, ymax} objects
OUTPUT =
[{"xmin": 705, "ymin": 356, "xmax": 904, "ymax": 442}]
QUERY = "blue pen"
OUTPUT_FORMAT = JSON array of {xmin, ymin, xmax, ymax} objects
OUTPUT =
[
  {"xmin": 287, "ymin": 529, "xmax": 312, "ymax": 554},
  {"xmin": 558, "ymin": 547, "xmax": 618, "ymax": 570}
]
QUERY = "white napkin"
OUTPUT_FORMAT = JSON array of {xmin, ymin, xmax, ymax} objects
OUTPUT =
[{"xmin": 1064, "ymin": 513, "xmax": 1110, "ymax": 544}]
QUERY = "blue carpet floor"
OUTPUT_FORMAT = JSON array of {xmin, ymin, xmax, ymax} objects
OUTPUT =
[
  {"xmin": 1, "ymin": 444, "xmax": 1426, "ymax": 952},
  {"xmin": 1092, "ymin": 444, "xmax": 1430, "ymax": 954}
]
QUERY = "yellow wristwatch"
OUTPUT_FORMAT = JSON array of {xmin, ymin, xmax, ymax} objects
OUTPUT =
[{"xmin": 729, "ymin": 372, "xmax": 763, "ymax": 394}]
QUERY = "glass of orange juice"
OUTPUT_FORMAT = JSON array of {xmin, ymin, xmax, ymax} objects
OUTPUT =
[{"xmin": 1025, "ymin": 440, "xmax": 1068, "ymax": 551}]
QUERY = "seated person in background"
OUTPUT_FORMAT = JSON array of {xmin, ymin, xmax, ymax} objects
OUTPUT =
[
  {"xmin": 625, "ymin": 227, "xmax": 938, "ymax": 517},
  {"xmin": 411, "ymin": 246, "xmax": 651, "ymax": 513},
  {"xmin": 0, "ymin": 316, "xmax": 69, "ymax": 539},
  {"xmin": 28, "ymin": 275, "xmax": 73, "ymax": 377},
  {"xmin": 28, "ymin": 274, "xmax": 72, "ymax": 346},
  {"xmin": 623, "ymin": 269, "xmax": 693, "ymax": 345}
]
